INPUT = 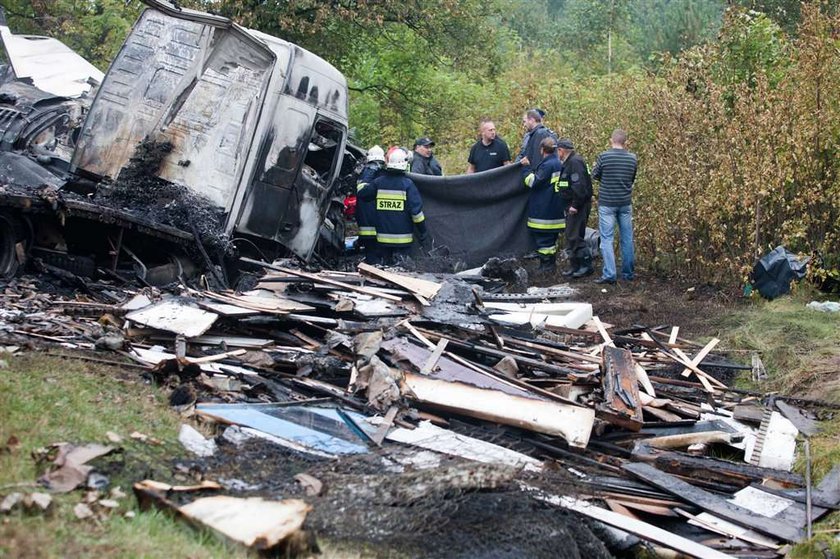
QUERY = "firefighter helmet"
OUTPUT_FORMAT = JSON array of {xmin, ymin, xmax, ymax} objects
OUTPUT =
[
  {"xmin": 367, "ymin": 145, "xmax": 385, "ymax": 163},
  {"xmin": 385, "ymin": 147, "xmax": 409, "ymax": 172}
]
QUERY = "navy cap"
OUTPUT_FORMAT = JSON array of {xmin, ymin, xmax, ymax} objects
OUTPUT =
[
  {"xmin": 414, "ymin": 137, "xmax": 435, "ymax": 147},
  {"xmin": 557, "ymin": 138, "xmax": 574, "ymax": 149}
]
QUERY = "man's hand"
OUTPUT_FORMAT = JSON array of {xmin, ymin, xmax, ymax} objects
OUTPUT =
[
  {"xmin": 520, "ymin": 156, "xmax": 530, "ymax": 167},
  {"xmin": 567, "ymin": 206, "xmax": 578, "ymax": 215}
]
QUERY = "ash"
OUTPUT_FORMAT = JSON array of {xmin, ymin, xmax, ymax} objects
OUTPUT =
[{"xmin": 94, "ymin": 139, "xmax": 231, "ymax": 255}]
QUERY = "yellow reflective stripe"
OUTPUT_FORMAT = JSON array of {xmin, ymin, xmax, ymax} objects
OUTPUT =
[
  {"xmin": 412, "ymin": 212, "xmax": 425, "ymax": 223},
  {"xmin": 356, "ymin": 182, "xmax": 368, "ymax": 192},
  {"xmin": 377, "ymin": 189, "xmax": 407, "ymax": 200},
  {"xmin": 377, "ymin": 233, "xmax": 413, "ymax": 244},
  {"xmin": 524, "ymin": 173, "xmax": 535, "ymax": 188},
  {"xmin": 537, "ymin": 247, "xmax": 557, "ymax": 255},
  {"xmin": 358, "ymin": 227, "xmax": 377, "ymax": 236},
  {"xmin": 557, "ymin": 180, "xmax": 569, "ymax": 188},
  {"xmin": 551, "ymin": 171, "xmax": 560, "ymax": 192},
  {"xmin": 527, "ymin": 219, "xmax": 565, "ymax": 230}
]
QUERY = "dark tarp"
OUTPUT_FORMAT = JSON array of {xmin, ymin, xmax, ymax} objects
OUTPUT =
[
  {"xmin": 750, "ymin": 245, "xmax": 808, "ymax": 300},
  {"xmin": 409, "ymin": 164, "xmax": 532, "ymax": 267}
]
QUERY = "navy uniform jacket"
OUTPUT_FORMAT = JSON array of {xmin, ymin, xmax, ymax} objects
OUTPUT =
[
  {"xmin": 524, "ymin": 153, "xmax": 565, "ymax": 232},
  {"xmin": 558, "ymin": 151, "xmax": 593, "ymax": 211},
  {"xmin": 355, "ymin": 163, "xmax": 383, "ymax": 238},
  {"xmin": 358, "ymin": 171, "xmax": 427, "ymax": 246}
]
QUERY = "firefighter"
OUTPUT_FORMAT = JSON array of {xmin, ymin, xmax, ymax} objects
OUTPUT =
[
  {"xmin": 358, "ymin": 147, "xmax": 427, "ymax": 264},
  {"xmin": 356, "ymin": 145, "xmax": 385, "ymax": 263},
  {"xmin": 556, "ymin": 138, "xmax": 594, "ymax": 278},
  {"xmin": 523, "ymin": 137, "xmax": 564, "ymax": 271}
]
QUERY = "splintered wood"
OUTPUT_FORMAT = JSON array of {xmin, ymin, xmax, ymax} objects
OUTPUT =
[{"xmin": 9, "ymin": 255, "xmax": 832, "ymax": 559}]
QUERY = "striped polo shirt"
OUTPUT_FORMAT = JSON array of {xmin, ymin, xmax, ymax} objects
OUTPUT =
[{"xmin": 591, "ymin": 148, "xmax": 637, "ymax": 207}]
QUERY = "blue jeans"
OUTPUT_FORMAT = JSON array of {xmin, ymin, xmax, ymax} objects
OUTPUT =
[{"xmin": 598, "ymin": 204, "xmax": 635, "ymax": 281}]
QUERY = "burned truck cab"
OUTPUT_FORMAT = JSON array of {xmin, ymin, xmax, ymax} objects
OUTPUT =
[{"xmin": 71, "ymin": 0, "xmax": 350, "ymax": 263}]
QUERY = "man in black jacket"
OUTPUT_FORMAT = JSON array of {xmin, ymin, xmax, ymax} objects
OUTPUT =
[
  {"xmin": 556, "ymin": 138, "xmax": 594, "ymax": 278},
  {"xmin": 517, "ymin": 109, "xmax": 557, "ymax": 173},
  {"xmin": 410, "ymin": 137, "xmax": 443, "ymax": 176}
]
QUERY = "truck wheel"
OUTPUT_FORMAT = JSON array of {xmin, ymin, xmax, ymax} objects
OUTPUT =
[{"xmin": 0, "ymin": 213, "xmax": 26, "ymax": 280}]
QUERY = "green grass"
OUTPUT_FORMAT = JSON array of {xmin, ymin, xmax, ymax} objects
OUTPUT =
[
  {"xmin": 0, "ymin": 353, "xmax": 247, "ymax": 559},
  {"xmin": 715, "ymin": 287, "xmax": 840, "ymax": 558},
  {"xmin": 719, "ymin": 287, "xmax": 840, "ymax": 397}
]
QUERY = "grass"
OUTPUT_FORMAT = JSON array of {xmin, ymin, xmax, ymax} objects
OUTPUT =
[
  {"xmin": 0, "ymin": 353, "xmax": 247, "ymax": 559},
  {"xmin": 715, "ymin": 286, "xmax": 840, "ymax": 557}
]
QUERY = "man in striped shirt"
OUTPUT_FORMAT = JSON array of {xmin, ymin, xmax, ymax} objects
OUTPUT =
[{"xmin": 591, "ymin": 129, "xmax": 638, "ymax": 284}]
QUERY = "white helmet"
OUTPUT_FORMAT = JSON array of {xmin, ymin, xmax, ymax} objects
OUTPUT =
[
  {"xmin": 386, "ymin": 147, "xmax": 409, "ymax": 172},
  {"xmin": 367, "ymin": 145, "xmax": 385, "ymax": 163}
]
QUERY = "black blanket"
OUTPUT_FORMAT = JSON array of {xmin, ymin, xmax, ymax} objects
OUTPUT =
[{"xmin": 409, "ymin": 164, "xmax": 532, "ymax": 267}]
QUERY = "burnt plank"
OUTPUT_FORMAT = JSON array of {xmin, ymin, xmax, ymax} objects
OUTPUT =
[
  {"xmin": 634, "ymin": 446, "xmax": 804, "ymax": 488},
  {"xmin": 598, "ymin": 345, "xmax": 644, "ymax": 431},
  {"xmin": 624, "ymin": 462, "xmax": 804, "ymax": 543}
]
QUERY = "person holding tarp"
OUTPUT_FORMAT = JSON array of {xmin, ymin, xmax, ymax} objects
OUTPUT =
[
  {"xmin": 522, "ymin": 137, "xmax": 565, "ymax": 271},
  {"xmin": 358, "ymin": 147, "xmax": 428, "ymax": 264},
  {"xmin": 355, "ymin": 145, "xmax": 386, "ymax": 263}
]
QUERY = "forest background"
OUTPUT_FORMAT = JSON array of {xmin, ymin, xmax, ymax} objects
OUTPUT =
[{"xmin": 3, "ymin": 0, "xmax": 838, "ymax": 286}]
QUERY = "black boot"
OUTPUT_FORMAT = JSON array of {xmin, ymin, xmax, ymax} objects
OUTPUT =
[
  {"xmin": 572, "ymin": 255, "xmax": 594, "ymax": 278},
  {"xmin": 538, "ymin": 254, "xmax": 556, "ymax": 272},
  {"xmin": 561, "ymin": 257, "xmax": 578, "ymax": 277}
]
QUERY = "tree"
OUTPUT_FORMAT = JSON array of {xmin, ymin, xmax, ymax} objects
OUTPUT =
[{"xmin": 2, "ymin": 0, "xmax": 141, "ymax": 70}]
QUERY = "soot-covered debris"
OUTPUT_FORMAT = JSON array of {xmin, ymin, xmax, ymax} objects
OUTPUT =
[{"xmin": 94, "ymin": 139, "xmax": 231, "ymax": 255}]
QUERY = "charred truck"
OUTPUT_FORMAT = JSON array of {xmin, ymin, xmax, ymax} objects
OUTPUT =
[{"xmin": 0, "ymin": 0, "xmax": 361, "ymax": 284}]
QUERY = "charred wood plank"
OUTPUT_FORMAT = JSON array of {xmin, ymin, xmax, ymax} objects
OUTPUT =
[
  {"xmin": 624, "ymin": 462, "xmax": 804, "ymax": 542},
  {"xmin": 598, "ymin": 345, "xmax": 643, "ymax": 431},
  {"xmin": 633, "ymin": 445, "xmax": 804, "ymax": 488}
]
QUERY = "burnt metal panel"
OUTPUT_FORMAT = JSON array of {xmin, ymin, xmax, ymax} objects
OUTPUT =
[{"xmin": 71, "ymin": 6, "xmax": 276, "ymax": 211}]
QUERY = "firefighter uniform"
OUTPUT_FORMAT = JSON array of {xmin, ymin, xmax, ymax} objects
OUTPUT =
[
  {"xmin": 558, "ymin": 150, "xmax": 594, "ymax": 277},
  {"xmin": 524, "ymin": 152, "xmax": 565, "ymax": 269},
  {"xmin": 358, "ymin": 171, "xmax": 427, "ymax": 263},
  {"xmin": 355, "ymin": 163, "xmax": 383, "ymax": 262}
]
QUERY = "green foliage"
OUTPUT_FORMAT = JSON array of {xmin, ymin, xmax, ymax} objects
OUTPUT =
[
  {"xmin": 714, "ymin": 8, "xmax": 788, "ymax": 88},
  {"xmin": 3, "ymin": 0, "xmax": 838, "ymax": 285},
  {"xmin": 2, "ymin": 0, "xmax": 141, "ymax": 70}
]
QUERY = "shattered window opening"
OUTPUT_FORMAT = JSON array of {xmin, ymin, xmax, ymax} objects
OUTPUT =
[{"xmin": 302, "ymin": 117, "xmax": 344, "ymax": 186}]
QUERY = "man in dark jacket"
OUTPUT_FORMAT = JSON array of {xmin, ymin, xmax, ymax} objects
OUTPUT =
[
  {"xmin": 410, "ymin": 137, "xmax": 443, "ymax": 176},
  {"xmin": 355, "ymin": 145, "xmax": 385, "ymax": 263},
  {"xmin": 522, "ymin": 137, "xmax": 564, "ymax": 271},
  {"xmin": 517, "ymin": 108, "xmax": 557, "ymax": 173},
  {"xmin": 556, "ymin": 138, "xmax": 594, "ymax": 278},
  {"xmin": 359, "ymin": 147, "xmax": 428, "ymax": 263}
]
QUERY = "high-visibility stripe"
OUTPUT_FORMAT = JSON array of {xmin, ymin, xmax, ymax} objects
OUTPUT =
[
  {"xmin": 376, "ymin": 189, "xmax": 407, "ymax": 200},
  {"xmin": 524, "ymin": 173, "xmax": 535, "ymax": 188},
  {"xmin": 358, "ymin": 226, "xmax": 377, "ymax": 236},
  {"xmin": 356, "ymin": 182, "xmax": 368, "ymax": 192},
  {"xmin": 537, "ymin": 246, "xmax": 557, "ymax": 255},
  {"xmin": 527, "ymin": 218, "xmax": 565, "ymax": 230},
  {"xmin": 377, "ymin": 233, "xmax": 413, "ymax": 244},
  {"xmin": 411, "ymin": 212, "xmax": 425, "ymax": 223},
  {"xmin": 557, "ymin": 180, "xmax": 569, "ymax": 188}
]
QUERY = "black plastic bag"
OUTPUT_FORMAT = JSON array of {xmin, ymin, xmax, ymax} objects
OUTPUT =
[{"xmin": 750, "ymin": 246, "xmax": 808, "ymax": 300}]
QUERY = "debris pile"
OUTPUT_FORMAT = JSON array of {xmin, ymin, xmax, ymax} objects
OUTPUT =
[{"xmin": 2, "ymin": 258, "xmax": 839, "ymax": 558}]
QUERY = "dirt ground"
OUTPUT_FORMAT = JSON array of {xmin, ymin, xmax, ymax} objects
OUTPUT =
[{"xmin": 533, "ymin": 264, "xmax": 743, "ymax": 339}]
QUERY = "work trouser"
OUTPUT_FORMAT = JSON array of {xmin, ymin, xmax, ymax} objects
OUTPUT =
[
  {"xmin": 529, "ymin": 230, "xmax": 560, "ymax": 259},
  {"xmin": 565, "ymin": 200, "xmax": 591, "ymax": 261},
  {"xmin": 378, "ymin": 244, "xmax": 412, "ymax": 265}
]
